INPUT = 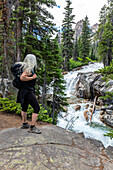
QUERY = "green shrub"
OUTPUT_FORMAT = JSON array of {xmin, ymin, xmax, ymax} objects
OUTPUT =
[
  {"xmin": 69, "ymin": 59, "xmax": 87, "ymax": 70},
  {"xmin": 99, "ymin": 92, "xmax": 113, "ymax": 100},
  {"xmin": 96, "ymin": 60, "xmax": 113, "ymax": 80},
  {"xmin": 0, "ymin": 98, "xmax": 52, "ymax": 123},
  {"xmin": 104, "ymin": 130, "xmax": 113, "ymax": 139}
]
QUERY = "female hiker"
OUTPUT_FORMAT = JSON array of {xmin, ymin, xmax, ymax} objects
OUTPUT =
[{"xmin": 17, "ymin": 54, "xmax": 41, "ymax": 134}]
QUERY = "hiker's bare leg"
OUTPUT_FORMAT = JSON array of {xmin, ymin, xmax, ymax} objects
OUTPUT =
[
  {"xmin": 21, "ymin": 111, "xmax": 27, "ymax": 123},
  {"xmin": 28, "ymin": 113, "xmax": 41, "ymax": 134},
  {"xmin": 31, "ymin": 113, "xmax": 38, "ymax": 126}
]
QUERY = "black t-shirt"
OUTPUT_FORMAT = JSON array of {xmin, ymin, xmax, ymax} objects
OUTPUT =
[{"xmin": 22, "ymin": 72, "xmax": 37, "ymax": 91}]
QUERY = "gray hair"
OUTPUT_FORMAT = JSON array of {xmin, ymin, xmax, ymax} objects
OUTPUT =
[{"xmin": 16, "ymin": 54, "xmax": 37, "ymax": 74}]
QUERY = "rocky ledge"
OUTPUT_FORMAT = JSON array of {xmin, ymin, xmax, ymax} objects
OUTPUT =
[
  {"xmin": 0, "ymin": 125, "xmax": 113, "ymax": 170},
  {"xmin": 75, "ymin": 72, "xmax": 113, "ymax": 127},
  {"xmin": 75, "ymin": 72, "xmax": 113, "ymax": 103},
  {"xmin": 100, "ymin": 106, "xmax": 113, "ymax": 127}
]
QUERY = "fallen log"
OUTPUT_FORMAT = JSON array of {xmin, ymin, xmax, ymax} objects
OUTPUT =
[{"xmin": 90, "ymin": 96, "xmax": 97, "ymax": 122}]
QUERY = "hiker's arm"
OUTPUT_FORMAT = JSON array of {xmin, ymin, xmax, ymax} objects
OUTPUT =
[{"xmin": 20, "ymin": 72, "xmax": 37, "ymax": 81}]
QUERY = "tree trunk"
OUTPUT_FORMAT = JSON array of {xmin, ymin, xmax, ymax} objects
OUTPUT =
[
  {"xmin": 1, "ymin": 0, "xmax": 10, "ymax": 97},
  {"xmin": 16, "ymin": 0, "xmax": 22, "ymax": 62},
  {"xmin": 108, "ymin": 42, "xmax": 112, "ymax": 66},
  {"xmin": 51, "ymin": 89, "xmax": 56, "ymax": 123},
  {"xmin": 41, "ymin": 60, "xmax": 47, "ymax": 107},
  {"xmin": 29, "ymin": 1, "xmax": 34, "ymax": 35}
]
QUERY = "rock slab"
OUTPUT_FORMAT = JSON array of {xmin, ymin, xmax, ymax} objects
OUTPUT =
[{"xmin": 0, "ymin": 125, "xmax": 113, "ymax": 170}]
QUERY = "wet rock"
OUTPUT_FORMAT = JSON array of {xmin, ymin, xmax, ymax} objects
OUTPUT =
[
  {"xmin": 97, "ymin": 97, "xmax": 104, "ymax": 106},
  {"xmin": 99, "ymin": 107, "xmax": 113, "ymax": 127},
  {"xmin": 90, "ymin": 105, "xmax": 93, "ymax": 108},
  {"xmin": 106, "ymin": 110, "xmax": 113, "ymax": 115},
  {"xmin": 83, "ymin": 110, "xmax": 89, "ymax": 121},
  {"xmin": 72, "ymin": 66, "xmax": 83, "ymax": 71},
  {"xmin": 100, "ymin": 111, "xmax": 113, "ymax": 127},
  {"xmin": 75, "ymin": 72, "xmax": 101, "ymax": 99},
  {"xmin": 62, "ymin": 71, "xmax": 68, "ymax": 75},
  {"xmin": 67, "ymin": 99, "xmax": 76, "ymax": 104},
  {"xmin": 77, "ymin": 100, "xmax": 82, "ymax": 103},
  {"xmin": 96, "ymin": 106, "xmax": 101, "ymax": 110},
  {"xmin": 100, "ymin": 110, "xmax": 104, "ymax": 115},
  {"xmin": 89, "ymin": 109, "xmax": 93, "ymax": 113},
  {"xmin": 85, "ymin": 104, "xmax": 89, "ymax": 109},
  {"xmin": 75, "ymin": 72, "xmax": 113, "ymax": 105},
  {"xmin": 83, "ymin": 100, "xmax": 87, "ymax": 103},
  {"xmin": 75, "ymin": 105, "xmax": 81, "ymax": 111}
]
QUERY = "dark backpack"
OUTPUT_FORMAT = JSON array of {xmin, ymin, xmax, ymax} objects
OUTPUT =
[{"xmin": 11, "ymin": 63, "xmax": 23, "ymax": 89}]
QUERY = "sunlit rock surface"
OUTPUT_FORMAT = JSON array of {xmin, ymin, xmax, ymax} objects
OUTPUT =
[{"xmin": 0, "ymin": 125, "xmax": 113, "ymax": 169}]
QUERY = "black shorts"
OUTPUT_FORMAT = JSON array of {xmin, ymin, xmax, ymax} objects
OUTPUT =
[{"xmin": 22, "ymin": 92, "xmax": 40, "ymax": 114}]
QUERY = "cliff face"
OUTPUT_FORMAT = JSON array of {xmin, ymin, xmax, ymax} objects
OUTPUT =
[
  {"xmin": 73, "ymin": 19, "xmax": 84, "ymax": 39},
  {"xmin": 91, "ymin": 23, "xmax": 98, "ymax": 33},
  {"xmin": 57, "ymin": 20, "xmax": 98, "ymax": 43},
  {"xmin": 73, "ymin": 20, "xmax": 98, "ymax": 40}
]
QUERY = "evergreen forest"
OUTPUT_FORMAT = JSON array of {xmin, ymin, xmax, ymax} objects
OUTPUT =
[{"xmin": 0, "ymin": 0, "xmax": 113, "ymax": 124}]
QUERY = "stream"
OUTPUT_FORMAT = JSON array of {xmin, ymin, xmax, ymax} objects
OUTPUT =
[{"xmin": 57, "ymin": 62, "xmax": 113, "ymax": 148}]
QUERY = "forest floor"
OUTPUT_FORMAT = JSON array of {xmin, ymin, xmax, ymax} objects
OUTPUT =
[{"xmin": 0, "ymin": 111, "xmax": 51, "ymax": 131}]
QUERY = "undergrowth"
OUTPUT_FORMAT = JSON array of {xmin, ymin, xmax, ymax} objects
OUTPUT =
[
  {"xmin": 95, "ymin": 60, "xmax": 113, "ymax": 80},
  {"xmin": 69, "ymin": 59, "xmax": 87, "ymax": 70},
  {"xmin": 0, "ymin": 98, "xmax": 52, "ymax": 123},
  {"xmin": 104, "ymin": 130, "xmax": 113, "ymax": 139}
]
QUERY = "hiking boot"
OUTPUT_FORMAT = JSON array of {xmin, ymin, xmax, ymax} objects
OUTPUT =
[
  {"xmin": 21, "ymin": 122, "xmax": 30, "ymax": 129},
  {"xmin": 28, "ymin": 126, "xmax": 41, "ymax": 134}
]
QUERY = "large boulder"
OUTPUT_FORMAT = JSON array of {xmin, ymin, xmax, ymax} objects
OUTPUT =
[
  {"xmin": 100, "ymin": 110, "xmax": 113, "ymax": 127},
  {"xmin": 99, "ymin": 106, "xmax": 113, "ymax": 127},
  {"xmin": 83, "ymin": 110, "xmax": 89, "ymax": 122},
  {"xmin": 75, "ymin": 72, "xmax": 113, "ymax": 105}
]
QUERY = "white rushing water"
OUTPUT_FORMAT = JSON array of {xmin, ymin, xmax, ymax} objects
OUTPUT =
[{"xmin": 57, "ymin": 62, "xmax": 113, "ymax": 148}]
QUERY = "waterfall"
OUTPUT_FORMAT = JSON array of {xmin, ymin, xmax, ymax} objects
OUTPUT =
[{"xmin": 57, "ymin": 62, "xmax": 113, "ymax": 148}]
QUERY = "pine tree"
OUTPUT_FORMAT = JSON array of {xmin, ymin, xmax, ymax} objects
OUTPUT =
[
  {"xmin": 97, "ymin": 5, "xmax": 107, "ymax": 66},
  {"xmin": 97, "ymin": 1, "xmax": 113, "ymax": 66},
  {"xmin": 35, "ymin": 37, "xmax": 67, "ymax": 124},
  {"xmin": 81, "ymin": 15, "xmax": 91, "ymax": 62},
  {"xmin": 90, "ymin": 47, "xmax": 95, "ymax": 60},
  {"xmin": 0, "ymin": 0, "xmax": 15, "ymax": 97},
  {"xmin": 106, "ymin": 0, "xmax": 113, "ymax": 65},
  {"xmin": 50, "ymin": 38, "xmax": 67, "ymax": 124},
  {"xmin": 62, "ymin": 0, "xmax": 75, "ymax": 71},
  {"xmin": 11, "ymin": 0, "xmax": 56, "ymax": 61},
  {"xmin": 0, "ymin": 1, "xmax": 3, "ymax": 73},
  {"xmin": 73, "ymin": 35, "xmax": 79, "ymax": 61},
  {"xmin": 0, "ymin": 0, "xmax": 14, "ymax": 79},
  {"xmin": 77, "ymin": 36, "xmax": 82, "ymax": 59}
]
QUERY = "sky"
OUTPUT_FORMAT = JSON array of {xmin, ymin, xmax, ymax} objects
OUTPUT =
[{"xmin": 48, "ymin": 0, "xmax": 107, "ymax": 30}]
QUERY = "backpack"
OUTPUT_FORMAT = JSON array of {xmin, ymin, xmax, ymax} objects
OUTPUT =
[{"xmin": 11, "ymin": 63, "xmax": 23, "ymax": 89}]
